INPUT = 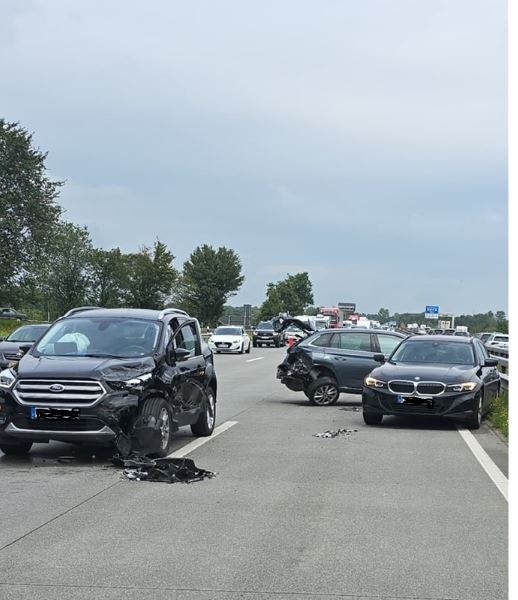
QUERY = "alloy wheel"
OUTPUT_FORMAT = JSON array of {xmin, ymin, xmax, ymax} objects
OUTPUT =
[{"xmin": 313, "ymin": 384, "xmax": 338, "ymax": 405}]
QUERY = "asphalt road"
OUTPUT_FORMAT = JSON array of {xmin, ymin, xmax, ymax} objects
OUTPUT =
[{"xmin": 0, "ymin": 348, "xmax": 508, "ymax": 600}]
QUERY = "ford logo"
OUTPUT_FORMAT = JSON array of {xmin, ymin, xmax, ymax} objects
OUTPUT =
[{"xmin": 49, "ymin": 384, "xmax": 65, "ymax": 393}]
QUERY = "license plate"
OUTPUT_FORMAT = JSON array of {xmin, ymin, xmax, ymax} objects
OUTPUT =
[
  {"xmin": 395, "ymin": 395, "xmax": 433, "ymax": 409},
  {"xmin": 30, "ymin": 407, "xmax": 80, "ymax": 421}
]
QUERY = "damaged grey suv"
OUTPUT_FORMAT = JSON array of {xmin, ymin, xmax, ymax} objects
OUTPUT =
[{"xmin": 0, "ymin": 307, "xmax": 217, "ymax": 456}]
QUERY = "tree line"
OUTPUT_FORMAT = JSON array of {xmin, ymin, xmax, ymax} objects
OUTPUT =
[{"xmin": 1, "ymin": 119, "xmax": 244, "ymax": 326}]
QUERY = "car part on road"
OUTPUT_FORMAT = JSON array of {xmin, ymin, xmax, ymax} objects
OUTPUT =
[
  {"xmin": 313, "ymin": 428, "xmax": 357, "ymax": 438},
  {"xmin": 114, "ymin": 454, "xmax": 216, "ymax": 483}
]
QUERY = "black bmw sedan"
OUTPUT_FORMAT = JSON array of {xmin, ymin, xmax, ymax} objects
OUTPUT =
[{"xmin": 362, "ymin": 335, "xmax": 501, "ymax": 429}]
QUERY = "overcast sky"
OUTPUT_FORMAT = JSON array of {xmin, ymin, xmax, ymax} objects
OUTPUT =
[{"xmin": 1, "ymin": 0, "xmax": 508, "ymax": 315}]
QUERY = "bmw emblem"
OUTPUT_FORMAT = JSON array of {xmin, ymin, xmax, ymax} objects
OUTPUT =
[{"xmin": 49, "ymin": 384, "xmax": 65, "ymax": 393}]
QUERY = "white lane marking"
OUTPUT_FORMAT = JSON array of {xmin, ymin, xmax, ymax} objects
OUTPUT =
[
  {"xmin": 166, "ymin": 420, "xmax": 238, "ymax": 458},
  {"xmin": 457, "ymin": 428, "xmax": 508, "ymax": 502},
  {"xmin": 246, "ymin": 357, "xmax": 264, "ymax": 363}
]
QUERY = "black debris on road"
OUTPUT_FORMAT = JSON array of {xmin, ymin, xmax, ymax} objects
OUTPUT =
[
  {"xmin": 112, "ymin": 454, "xmax": 216, "ymax": 484},
  {"xmin": 313, "ymin": 428, "xmax": 358, "ymax": 438}
]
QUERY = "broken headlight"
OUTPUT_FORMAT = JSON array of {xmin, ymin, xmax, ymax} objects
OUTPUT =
[
  {"xmin": 123, "ymin": 372, "xmax": 153, "ymax": 388},
  {"xmin": 0, "ymin": 368, "xmax": 16, "ymax": 389},
  {"xmin": 364, "ymin": 376, "xmax": 388, "ymax": 389}
]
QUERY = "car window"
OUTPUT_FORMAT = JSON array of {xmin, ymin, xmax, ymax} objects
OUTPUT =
[
  {"xmin": 337, "ymin": 332, "xmax": 372, "ymax": 352},
  {"xmin": 392, "ymin": 340, "xmax": 475, "ymax": 365},
  {"xmin": 377, "ymin": 334, "xmax": 401, "ymax": 355},
  {"xmin": 175, "ymin": 323, "xmax": 199, "ymax": 355},
  {"xmin": 311, "ymin": 333, "xmax": 334, "ymax": 347}
]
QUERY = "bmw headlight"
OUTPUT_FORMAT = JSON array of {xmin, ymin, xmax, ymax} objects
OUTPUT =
[
  {"xmin": 364, "ymin": 376, "xmax": 388, "ymax": 389},
  {"xmin": 447, "ymin": 382, "xmax": 477, "ymax": 392},
  {"xmin": 0, "ymin": 368, "xmax": 16, "ymax": 389}
]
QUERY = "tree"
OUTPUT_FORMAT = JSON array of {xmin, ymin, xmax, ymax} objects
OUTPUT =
[
  {"xmin": 125, "ymin": 240, "xmax": 178, "ymax": 309},
  {"xmin": 88, "ymin": 248, "xmax": 129, "ymax": 307},
  {"xmin": 377, "ymin": 307, "xmax": 390, "ymax": 323},
  {"xmin": 175, "ymin": 245, "xmax": 245, "ymax": 327},
  {"xmin": 0, "ymin": 120, "xmax": 63, "ymax": 300},
  {"xmin": 36, "ymin": 221, "xmax": 93, "ymax": 319},
  {"xmin": 259, "ymin": 273, "xmax": 314, "ymax": 319}
]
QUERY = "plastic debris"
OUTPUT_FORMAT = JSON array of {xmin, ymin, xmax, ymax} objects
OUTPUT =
[
  {"xmin": 112, "ymin": 453, "xmax": 216, "ymax": 484},
  {"xmin": 313, "ymin": 428, "xmax": 358, "ymax": 438}
]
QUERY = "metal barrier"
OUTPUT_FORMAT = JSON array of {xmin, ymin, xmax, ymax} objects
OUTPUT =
[{"xmin": 486, "ymin": 344, "xmax": 509, "ymax": 391}]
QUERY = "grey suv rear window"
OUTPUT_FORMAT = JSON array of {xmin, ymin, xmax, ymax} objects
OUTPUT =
[
  {"xmin": 337, "ymin": 333, "xmax": 372, "ymax": 351},
  {"xmin": 311, "ymin": 333, "xmax": 333, "ymax": 347}
]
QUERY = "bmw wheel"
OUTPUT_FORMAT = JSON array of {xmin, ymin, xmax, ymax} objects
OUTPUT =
[{"xmin": 465, "ymin": 394, "xmax": 483, "ymax": 429}]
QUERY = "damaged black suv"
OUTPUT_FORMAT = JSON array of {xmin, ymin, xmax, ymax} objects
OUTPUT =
[{"xmin": 0, "ymin": 307, "xmax": 217, "ymax": 457}]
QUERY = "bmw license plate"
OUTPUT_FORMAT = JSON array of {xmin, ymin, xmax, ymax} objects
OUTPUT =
[
  {"xmin": 395, "ymin": 395, "xmax": 433, "ymax": 409},
  {"xmin": 29, "ymin": 407, "xmax": 80, "ymax": 421}
]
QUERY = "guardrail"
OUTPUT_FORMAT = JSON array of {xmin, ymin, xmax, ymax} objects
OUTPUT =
[{"xmin": 486, "ymin": 344, "xmax": 509, "ymax": 391}]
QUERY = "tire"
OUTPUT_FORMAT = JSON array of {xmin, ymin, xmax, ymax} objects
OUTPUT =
[
  {"xmin": 253, "ymin": 342, "xmax": 257, "ymax": 348},
  {"xmin": 240, "ymin": 344, "xmax": 245, "ymax": 354},
  {"xmin": 246, "ymin": 343, "xmax": 251, "ymax": 354},
  {"xmin": 465, "ymin": 394, "xmax": 483, "ymax": 430},
  {"xmin": 307, "ymin": 377, "xmax": 340, "ymax": 406},
  {"xmin": 191, "ymin": 387, "xmax": 216, "ymax": 437},
  {"xmin": 139, "ymin": 397, "xmax": 173, "ymax": 457},
  {"xmin": 363, "ymin": 410, "xmax": 383, "ymax": 426},
  {"xmin": 0, "ymin": 441, "xmax": 33, "ymax": 456}
]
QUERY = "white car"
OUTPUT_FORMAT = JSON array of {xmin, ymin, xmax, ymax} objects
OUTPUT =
[
  {"xmin": 208, "ymin": 326, "xmax": 251, "ymax": 354},
  {"xmin": 484, "ymin": 333, "xmax": 509, "ymax": 348}
]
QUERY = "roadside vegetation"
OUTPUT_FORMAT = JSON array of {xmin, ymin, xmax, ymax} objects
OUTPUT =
[{"xmin": 488, "ymin": 390, "xmax": 508, "ymax": 439}]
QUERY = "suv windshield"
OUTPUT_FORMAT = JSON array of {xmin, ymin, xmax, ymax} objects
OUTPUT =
[
  {"xmin": 391, "ymin": 340, "xmax": 475, "ymax": 365},
  {"xmin": 7, "ymin": 325, "xmax": 48, "ymax": 342},
  {"xmin": 257, "ymin": 321, "xmax": 273, "ymax": 330},
  {"xmin": 33, "ymin": 317, "xmax": 161, "ymax": 358},
  {"xmin": 214, "ymin": 327, "xmax": 242, "ymax": 335}
]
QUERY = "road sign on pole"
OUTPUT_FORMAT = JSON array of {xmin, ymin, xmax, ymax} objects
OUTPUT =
[{"xmin": 425, "ymin": 305, "xmax": 439, "ymax": 319}]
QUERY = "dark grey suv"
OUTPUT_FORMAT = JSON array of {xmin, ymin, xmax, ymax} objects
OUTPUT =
[{"xmin": 277, "ymin": 328, "xmax": 406, "ymax": 405}]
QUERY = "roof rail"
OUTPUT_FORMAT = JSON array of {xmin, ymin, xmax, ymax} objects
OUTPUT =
[
  {"xmin": 158, "ymin": 308, "xmax": 189, "ymax": 320},
  {"xmin": 63, "ymin": 306, "xmax": 103, "ymax": 318}
]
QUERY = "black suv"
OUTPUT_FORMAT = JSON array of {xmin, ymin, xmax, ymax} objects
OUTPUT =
[
  {"xmin": 253, "ymin": 321, "xmax": 284, "ymax": 348},
  {"xmin": 0, "ymin": 307, "xmax": 217, "ymax": 456},
  {"xmin": 277, "ymin": 328, "xmax": 406, "ymax": 405}
]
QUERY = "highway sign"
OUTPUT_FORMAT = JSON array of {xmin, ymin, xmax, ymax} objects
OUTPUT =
[
  {"xmin": 338, "ymin": 302, "xmax": 356, "ymax": 313},
  {"xmin": 425, "ymin": 305, "xmax": 439, "ymax": 319}
]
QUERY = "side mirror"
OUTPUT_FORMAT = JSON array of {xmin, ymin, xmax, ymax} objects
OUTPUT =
[
  {"xmin": 373, "ymin": 353, "xmax": 386, "ymax": 363},
  {"xmin": 18, "ymin": 344, "xmax": 32, "ymax": 356},
  {"xmin": 166, "ymin": 346, "xmax": 191, "ymax": 364},
  {"xmin": 484, "ymin": 358, "xmax": 498, "ymax": 367}
]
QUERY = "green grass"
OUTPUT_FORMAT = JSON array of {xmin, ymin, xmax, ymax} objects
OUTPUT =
[
  {"xmin": 488, "ymin": 390, "xmax": 508, "ymax": 439},
  {"xmin": 0, "ymin": 320, "xmax": 22, "ymax": 339}
]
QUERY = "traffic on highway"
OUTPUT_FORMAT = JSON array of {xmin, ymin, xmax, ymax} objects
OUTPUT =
[{"xmin": 0, "ymin": 307, "xmax": 508, "ymax": 600}]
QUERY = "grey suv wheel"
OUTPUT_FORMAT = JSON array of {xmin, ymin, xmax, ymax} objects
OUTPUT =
[{"xmin": 307, "ymin": 377, "xmax": 339, "ymax": 406}]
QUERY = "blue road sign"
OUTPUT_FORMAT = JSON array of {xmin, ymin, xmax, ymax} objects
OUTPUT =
[{"xmin": 425, "ymin": 305, "xmax": 440, "ymax": 319}]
